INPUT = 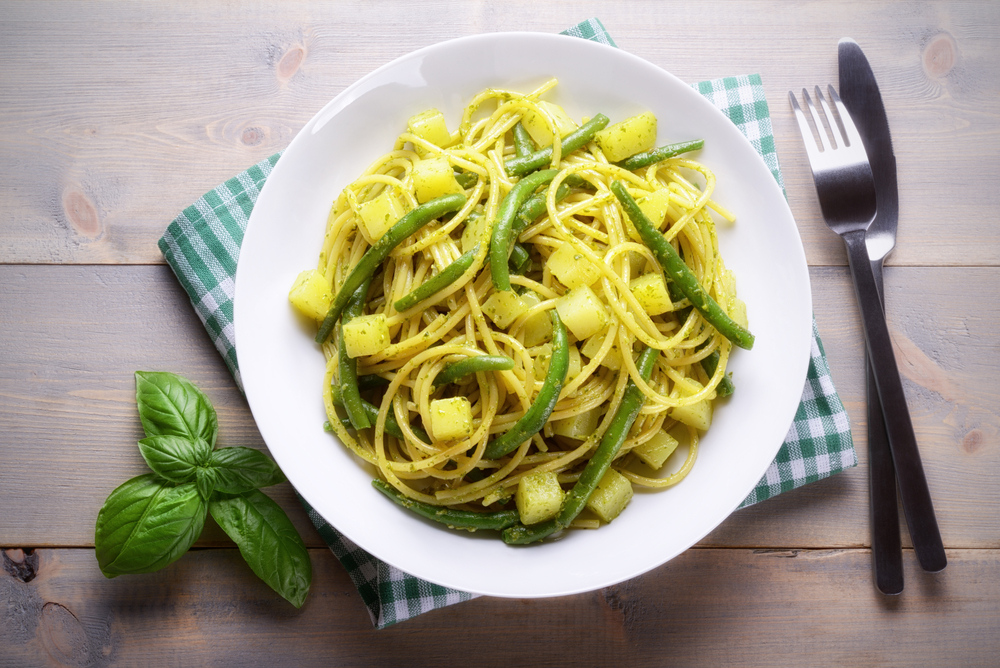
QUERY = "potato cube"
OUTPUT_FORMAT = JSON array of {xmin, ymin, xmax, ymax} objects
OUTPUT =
[
  {"xmin": 581, "ymin": 328, "xmax": 623, "ymax": 370},
  {"xmin": 482, "ymin": 290, "xmax": 528, "ymax": 329},
  {"xmin": 533, "ymin": 343, "xmax": 581, "ymax": 381},
  {"xmin": 669, "ymin": 380, "xmax": 713, "ymax": 431},
  {"xmin": 519, "ymin": 292, "xmax": 552, "ymax": 347},
  {"xmin": 521, "ymin": 101, "xmax": 578, "ymax": 147},
  {"xmin": 429, "ymin": 397, "xmax": 473, "ymax": 442},
  {"xmin": 594, "ymin": 111, "xmax": 657, "ymax": 163},
  {"xmin": 461, "ymin": 212, "xmax": 486, "ymax": 253},
  {"xmin": 288, "ymin": 270, "xmax": 332, "ymax": 322},
  {"xmin": 555, "ymin": 285, "xmax": 608, "ymax": 340},
  {"xmin": 630, "ymin": 272, "xmax": 674, "ymax": 316},
  {"xmin": 546, "ymin": 243, "xmax": 601, "ymax": 289},
  {"xmin": 516, "ymin": 470, "xmax": 564, "ymax": 525},
  {"xmin": 730, "ymin": 297, "xmax": 749, "ymax": 330},
  {"xmin": 633, "ymin": 428, "xmax": 679, "ymax": 470},
  {"xmin": 586, "ymin": 468, "xmax": 633, "ymax": 523},
  {"xmin": 552, "ymin": 406, "xmax": 600, "ymax": 440},
  {"xmin": 638, "ymin": 188, "xmax": 672, "ymax": 230},
  {"xmin": 357, "ymin": 188, "xmax": 408, "ymax": 242},
  {"xmin": 342, "ymin": 313, "xmax": 390, "ymax": 358},
  {"xmin": 407, "ymin": 108, "xmax": 452, "ymax": 157},
  {"xmin": 412, "ymin": 157, "xmax": 463, "ymax": 204}
]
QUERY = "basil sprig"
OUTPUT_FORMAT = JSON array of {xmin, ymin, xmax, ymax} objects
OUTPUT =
[{"xmin": 95, "ymin": 371, "xmax": 311, "ymax": 608}]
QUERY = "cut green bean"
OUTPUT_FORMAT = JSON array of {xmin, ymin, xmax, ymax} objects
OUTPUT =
[
  {"xmin": 615, "ymin": 139, "xmax": 705, "ymax": 171},
  {"xmin": 512, "ymin": 122, "xmax": 534, "ymax": 158},
  {"xmin": 502, "ymin": 346, "xmax": 660, "ymax": 545},
  {"xmin": 454, "ymin": 170, "xmax": 479, "ymax": 189},
  {"xmin": 372, "ymin": 479, "xmax": 520, "ymax": 531},
  {"xmin": 511, "ymin": 174, "xmax": 589, "ymax": 240},
  {"xmin": 484, "ymin": 311, "xmax": 569, "ymax": 459},
  {"xmin": 433, "ymin": 354, "xmax": 515, "ymax": 387},
  {"xmin": 490, "ymin": 169, "xmax": 558, "ymax": 292},
  {"xmin": 700, "ymin": 349, "xmax": 734, "ymax": 397},
  {"xmin": 394, "ymin": 245, "xmax": 479, "ymax": 312},
  {"xmin": 317, "ymin": 193, "xmax": 466, "ymax": 343},
  {"xmin": 331, "ymin": 387, "xmax": 430, "ymax": 443},
  {"xmin": 508, "ymin": 243, "xmax": 531, "ymax": 275},
  {"xmin": 357, "ymin": 374, "xmax": 391, "ymax": 391},
  {"xmin": 504, "ymin": 114, "xmax": 610, "ymax": 178},
  {"xmin": 337, "ymin": 277, "xmax": 374, "ymax": 430},
  {"xmin": 611, "ymin": 180, "xmax": 754, "ymax": 350}
]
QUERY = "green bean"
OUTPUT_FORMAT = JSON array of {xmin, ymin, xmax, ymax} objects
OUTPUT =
[
  {"xmin": 508, "ymin": 243, "xmax": 531, "ymax": 275},
  {"xmin": 372, "ymin": 479, "xmax": 520, "ymax": 531},
  {"xmin": 512, "ymin": 122, "xmax": 534, "ymax": 158},
  {"xmin": 357, "ymin": 374, "xmax": 391, "ymax": 391},
  {"xmin": 611, "ymin": 180, "xmax": 754, "ymax": 350},
  {"xmin": 433, "ymin": 354, "xmax": 515, "ymax": 387},
  {"xmin": 490, "ymin": 169, "xmax": 558, "ymax": 292},
  {"xmin": 331, "ymin": 387, "xmax": 430, "ymax": 443},
  {"xmin": 484, "ymin": 311, "xmax": 569, "ymax": 459},
  {"xmin": 510, "ymin": 174, "xmax": 589, "ymax": 240},
  {"xmin": 317, "ymin": 193, "xmax": 466, "ymax": 343},
  {"xmin": 614, "ymin": 139, "xmax": 705, "ymax": 171},
  {"xmin": 700, "ymin": 349, "xmax": 734, "ymax": 397},
  {"xmin": 338, "ymin": 277, "xmax": 374, "ymax": 430},
  {"xmin": 393, "ymin": 245, "xmax": 478, "ymax": 312},
  {"xmin": 502, "ymin": 346, "xmax": 660, "ymax": 545},
  {"xmin": 504, "ymin": 114, "xmax": 610, "ymax": 178},
  {"xmin": 454, "ymin": 170, "xmax": 479, "ymax": 189}
]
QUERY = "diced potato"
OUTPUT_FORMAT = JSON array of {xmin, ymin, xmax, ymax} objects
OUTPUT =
[
  {"xmin": 627, "ymin": 250, "xmax": 647, "ymax": 276},
  {"xmin": 342, "ymin": 313, "xmax": 390, "ymax": 358},
  {"xmin": 521, "ymin": 101, "xmax": 578, "ymax": 147},
  {"xmin": 407, "ymin": 108, "xmax": 452, "ymax": 157},
  {"xmin": 553, "ymin": 406, "xmax": 600, "ymax": 440},
  {"xmin": 580, "ymin": 328, "xmax": 623, "ymax": 370},
  {"xmin": 630, "ymin": 272, "xmax": 674, "ymax": 316},
  {"xmin": 638, "ymin": 188, "xmax": 672, "ymax": 230},
  {"xmin": 519, "ymin": 292, "xmax": 552, "ymax": 347},
  {"xmin": 586, "ymin": 469, "xmax": 633, "ymax": 523},
  {"xmin": 482, "ymin": 290, "xmax": 528, "ymax": 329},
  {"xmin": 594, "ymin": 111, "xmax": 657, "ymax": 163},
  {"xmin": 288, "ymin": 270, "xmax": 332, "ymax": 322},
  {"xmin": 633, "ymin": 428, "xmax": 679, "ymax": 470},
  {"xmin": 357, "ymin": 188, "xmax": 408, "ymax": 242},
  {"xmin": 516, "ymin": 470, "xmax": 564, "ymax": 525},
  {"xmin": 461, "ymin": 212, "xmax": 486, "ymax": 253},
  {"xmin": 412, "ymin": 157, "xmax": 463, "ymax": 204},
  {"xmin": 669, "ymin": 379, "xmax": 713, "ymax": 431},
  {"xmin": 555, "ymin": 285, "xmax": 608, "ymax": 340},
  {"xmin": 546, "ymin": 243, "xmax": 601, "ymax": 289},
  {"xmin": 429, "ymin": 397, "xmax": 473, "ymax": 441},
  {"xmin": 534, "ymin": 344, "xmax": 581, "ymax": 381},
  {"xmin": 730, "ymin": 297, "xmax": 749, "ymax": 330}
]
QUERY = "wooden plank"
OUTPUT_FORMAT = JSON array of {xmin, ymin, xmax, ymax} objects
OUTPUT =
[
  {"xmin": 1, "ymin": 547, "xmax": 997, "ymax": 667},
  {"xmin": 2, "ymin": 264, "xmax": 997, "ymax": 549},
  {"xmin": 1, "ymin": 1, "xmax": 997, "ymax": 265}
]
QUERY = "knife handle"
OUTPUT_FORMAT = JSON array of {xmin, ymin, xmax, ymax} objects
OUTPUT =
[
  {"xmin": 842, "ymin": 229, "xmax": 947, "ymax": 573},
  {"xmin": 868, "ymin": 259, "xmax": 904, "ymax": 594}
]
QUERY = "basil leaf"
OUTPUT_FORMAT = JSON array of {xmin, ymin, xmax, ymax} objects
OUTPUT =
[
  {"xmin": 135, "ymin": 371, "xmax": 218, "ymax": 446},
  {"xmin": 137, "ymin": 435, "xmax": 212, "ymax": 483},
  {"xmin": 95, "ymin": 474, "xmax": 207, "ymax": 578},
  {"xmin": 209, "ymin": 490, "xmax": 311, "ymax": 608},
  {"xmin": 209, "ymin": 447, "xmax": 286, "ymax": 494},
  {"xmin": 195, "ymin": 466, "xmax": 218, "ymax": 502}
]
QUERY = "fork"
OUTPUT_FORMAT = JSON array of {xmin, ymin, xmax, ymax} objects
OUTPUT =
[{"xmin": 790, "ymin": 85, "xmax": 947, "ymax": 573}]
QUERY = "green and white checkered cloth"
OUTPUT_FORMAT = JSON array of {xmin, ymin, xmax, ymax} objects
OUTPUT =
[{"xmin": 158, "ymin": 19, "xmax": 855, "ymax": 628}]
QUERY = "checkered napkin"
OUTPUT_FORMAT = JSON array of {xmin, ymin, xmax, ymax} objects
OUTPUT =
[{"xmin": 158, "ymin": 19, "xmax": 855, "ymax": 628}]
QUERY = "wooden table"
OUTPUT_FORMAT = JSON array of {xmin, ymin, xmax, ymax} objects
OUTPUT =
[{"xmin": 2, "ymin": 2, "xmax": 998, "ymax": 665}]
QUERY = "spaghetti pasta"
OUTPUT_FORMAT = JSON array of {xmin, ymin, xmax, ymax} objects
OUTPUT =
[{"xmin": 293, "ymin": 81, "xmax": 751, "ymax": 541}]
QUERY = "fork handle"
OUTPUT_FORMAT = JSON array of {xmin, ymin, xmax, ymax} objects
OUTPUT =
[
  {"xmin": 868, "ymin": 257, "xmax": 904, "ymax": 594},
  {"xmin": 842, "ymin": 229, "xmax": 947, "ymax": 573}
]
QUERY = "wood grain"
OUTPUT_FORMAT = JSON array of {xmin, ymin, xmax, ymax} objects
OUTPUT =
[
  {"xmin": 2, "ymin": 547, "xmax": 997, "ymax": 667},
  {"xmin": 1, "ymin": 1, "xmax": 998, "ymax": 266},
  {"xmin": 2, "ymin": 265, "xmax": 996, "ymax": 549}
]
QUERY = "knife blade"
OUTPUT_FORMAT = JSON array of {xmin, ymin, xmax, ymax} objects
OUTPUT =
[{"xmin": 839, "ymin": 38, "xmax": 947, "ymax": 578}]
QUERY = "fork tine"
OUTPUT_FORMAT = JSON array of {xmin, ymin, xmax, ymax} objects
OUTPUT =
[
  {"xmin": 803, "ymin": 88, "xmax": 835, "ymax": 152},
  {"xmin": 827, "ymin": 84, "xmax": 866, "ymax": 150},
  {"xmin": 788, "ymin": 91, "xmax": 821, "ymax": 158},
  {"xmin": 814, "ymin": 86, "xmax": 842, "ymax": 149}
]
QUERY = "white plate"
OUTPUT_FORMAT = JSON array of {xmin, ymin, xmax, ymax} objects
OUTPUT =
[{"xmin": 235, "ymin": 32, "xmax": 811, "ymax": 598}]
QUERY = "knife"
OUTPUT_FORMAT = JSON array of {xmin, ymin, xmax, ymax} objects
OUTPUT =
[{"xmin": 839, "ymin": 38, "xmax": 947, "ymax": 580}]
